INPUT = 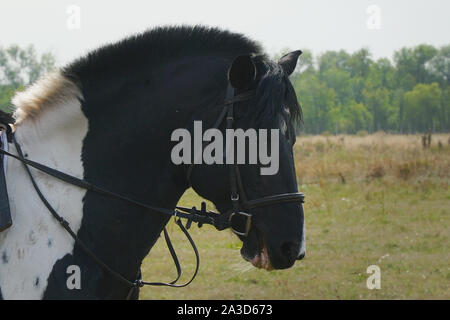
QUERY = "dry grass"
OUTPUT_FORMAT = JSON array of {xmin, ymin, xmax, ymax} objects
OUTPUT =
[
  {"xmin": 294, "ymin": 133, "xmax": 450, "ymax": 185},
  {"xmin": 140, "ymin": 134, "xmax": 450, "ymax": 300}
]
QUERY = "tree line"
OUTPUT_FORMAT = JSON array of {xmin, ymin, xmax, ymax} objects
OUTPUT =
[
  {"xmin": 289, "ymin": 44, "xmax": 450, "ymax": 134},
  {"xmin": 1, "ymin": 44, "xmax": 449, "ymax": 134}
]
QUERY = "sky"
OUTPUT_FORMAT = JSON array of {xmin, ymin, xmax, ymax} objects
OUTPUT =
[{"xmin": 0, "ymin": 0, "xmax": 449, "ymax": 66}]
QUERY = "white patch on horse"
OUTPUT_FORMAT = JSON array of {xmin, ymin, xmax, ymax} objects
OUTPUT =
[
  {"xmin": 0, "ymin": 77, "xmax": 87, "ymax": 299},
  {"xmin": 298, "ymin": 220, "xmax": 306, "ymax": 258}
]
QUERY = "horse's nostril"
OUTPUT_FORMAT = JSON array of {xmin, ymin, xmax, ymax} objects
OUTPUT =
[
  {"xmin": 281, "ymin": 241, "xmax": 299, "ymax": 263},
  {"xmin": 297, "ymin": 251, "xmax": 305, "ymax": 260}
]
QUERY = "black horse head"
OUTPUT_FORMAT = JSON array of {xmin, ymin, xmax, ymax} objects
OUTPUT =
[{"xmin": 188, "ymin": 51, "xmax": 305, "ymax": 270}]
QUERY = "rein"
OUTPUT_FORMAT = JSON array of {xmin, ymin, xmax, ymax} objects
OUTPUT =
[{"xmin": 0, "ymin": 84, "xmax": 304, "ymax": 299}]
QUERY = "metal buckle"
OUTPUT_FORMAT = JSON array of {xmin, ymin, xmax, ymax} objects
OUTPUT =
[
  {"xmin": 231, "ymin": 193, "xmax": 239, "ymax": 201},
  {"xmin": 229, "ymin": 211, "xmax": 252, "ymax": 237}
]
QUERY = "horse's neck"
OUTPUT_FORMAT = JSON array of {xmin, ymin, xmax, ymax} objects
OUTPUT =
[{"xmin": 0, "ymin": 95, "xmax": 88, "ymax": 299}]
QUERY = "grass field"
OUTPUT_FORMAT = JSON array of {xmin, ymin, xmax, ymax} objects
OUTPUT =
[{"xmin": 140, "ymin": 133, "xmax": 449, "ymax": 300}]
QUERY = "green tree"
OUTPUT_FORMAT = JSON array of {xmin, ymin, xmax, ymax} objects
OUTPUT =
[
  {"xmin": 403, "ymin": 83, "xmax": 442, "ymax": 132},
  {"xmin": 394, "ymin": 45, "xmax": 438, "ymax": 90},
  {"xmin": 327, "ymin": 102, "xmax": 372, "ymax": 134},
  {"xmin": 345, "ymin": 102, "xmax": 373, "ymax": 133},
  {"xmin": 0, "ymin": 44, "xmax": 56, "ymax": 112},
  {"xmin": 347, "ymin": 48, "xmax": 372, "ymax": 78},
  {"xmin": 441, "ymin": 86, "xmax": 450, "ymax": 130},
  {"xmin": 317, "ymin": 50, "xmax": 350, "ymax": 75},
  {"xmin": 363, "ymin": 86, "xmax": 390, "ymax": 132},
  {"xmin": 321, "ymin": 67, "xmax": 352, "ymax": 106},
  {"xmin": 428, "ymin": 45, "xmax": 450, "ymax": 86},
  {"xmin": 366, "ymin": 58, "xmax": 395, "ymax": 90},
  {"xmin": 294, "ymin": 72, "xmax": 336, "ymax": 134}
]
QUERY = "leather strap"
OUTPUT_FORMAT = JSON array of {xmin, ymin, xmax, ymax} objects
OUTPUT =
[
  {"xmin": 0, "ymin": 146, "xmax": 214, "ymax": 227},
  {"xmin": 185, "ymin": 89, "xmax": 255, "ymax": 185},
  {"xmin": 0, "ymin": 131, "xmax": 12, "ymax": 232},
  {"xmin": 4, "ymin": 135, "xmax": 203, "ymax": 299},
  {"xmin": 139, "ymin": 219, "xmax": 199, "ymax": 287}
]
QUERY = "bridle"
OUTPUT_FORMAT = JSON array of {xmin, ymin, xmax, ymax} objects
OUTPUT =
[
  {"xmin": 185, "ymin": 84, "xmax": 305, "ymax": 237},
  {"xmin": 0, "ymin": 83, "xmax": 304, "ymax": 299}
]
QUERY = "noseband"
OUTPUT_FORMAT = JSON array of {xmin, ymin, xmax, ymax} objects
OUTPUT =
[{"xmin": 0, "ymin": 83, "xmax": 304, "ymax": 298}]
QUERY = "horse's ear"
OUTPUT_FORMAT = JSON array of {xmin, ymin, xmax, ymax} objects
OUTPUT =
[
  {"xmin": 227, "ymin": 55, "xmax": 257, "ymax": 90},
  {"xmin": 278, "ymin": 50, "xmax": 302, "ymax": 76}
]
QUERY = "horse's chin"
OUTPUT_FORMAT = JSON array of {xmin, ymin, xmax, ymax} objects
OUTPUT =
[
  {"xmin": 249, "ymin": 241, "xmax": 274, "ymax": 271},
  {"xmin": 240, "ymin": 229, "xmax": 274, "ymax": 271}
]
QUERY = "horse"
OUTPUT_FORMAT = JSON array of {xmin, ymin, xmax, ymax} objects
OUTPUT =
[{"xmin": 0, "ymin": 25, "xmax": 305, "ymax": 299}]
